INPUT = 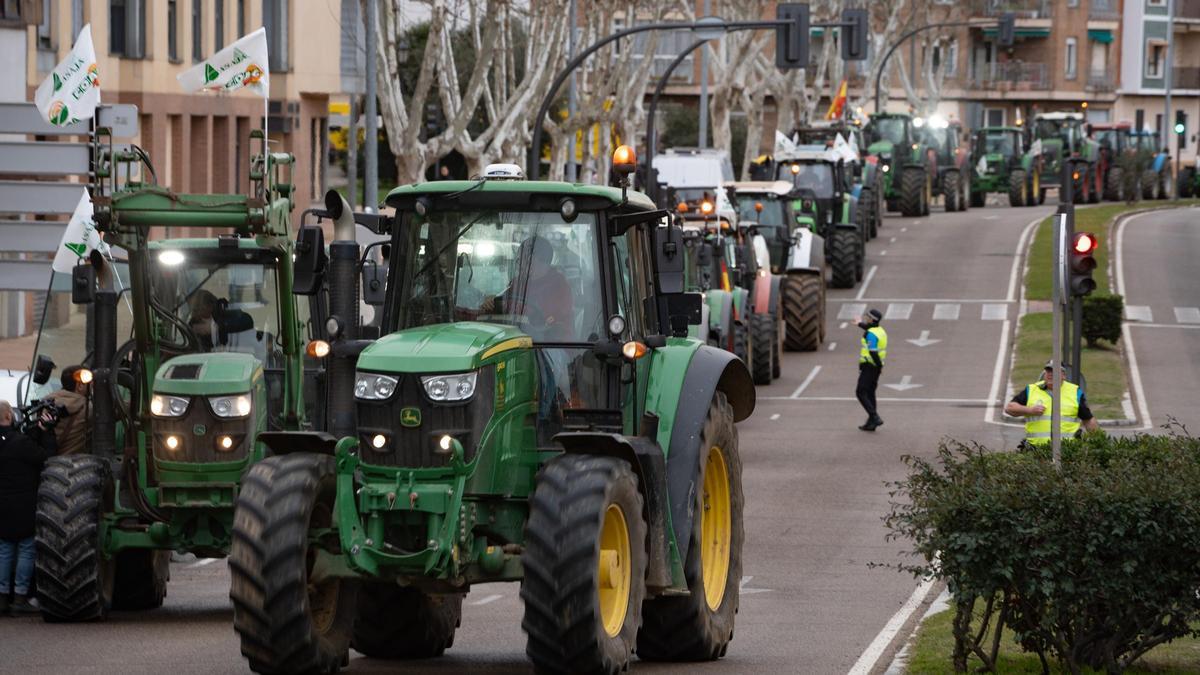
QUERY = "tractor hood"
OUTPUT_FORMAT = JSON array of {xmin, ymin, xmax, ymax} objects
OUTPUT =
[
  {"xmin": 867, "ymin": 140, "xmax": 896, "ymax": 157},
  {"xmin": 153, "ymin": 352, "xmax": 262, "ymax": 396},
  {"xmin": 356, "ymin": 322, "xmax": 531, "ymax": 374}
]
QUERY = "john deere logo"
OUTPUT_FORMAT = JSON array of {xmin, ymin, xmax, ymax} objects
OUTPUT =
[
  {"xmin": 193, "ymin": 424, "xmax": 207, "ymax": 436},
  {"xmin": 400, "ymin": 408, "xmax": 421, "ymax": 428}
]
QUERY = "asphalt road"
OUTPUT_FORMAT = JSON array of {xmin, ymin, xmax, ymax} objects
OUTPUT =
[{"xmin": 0, "ymin": 199, "xmax": 1113, "ymax": 674}]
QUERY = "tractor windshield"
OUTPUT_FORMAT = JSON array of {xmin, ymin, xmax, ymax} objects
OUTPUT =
[
  {"xmin": 736, "ymin": 196, "xmax": 786, "ymax": 227},
  {"xmin": 148, "ymin": 249, "xmax": 285, "ymax": 366},
  {"xmin": 1034, "ymin": 119, "xmax": 1064, "ymax": 140},
  {"xmin": 779, "ymin": 163, "xmax": 834, "ymax": 198},
  {"xmin": 865, "ymin": 117, "xmax": 908, "ymax": 146},
  {"xmin": 1093, "ymin": 129, "xmax": 1122, "ymax": 151},
  {"xmin": 399, "ymin": 210, "xmax": 603, "ymax": 343},
  {"xmin": 980, "ymin": 132, "xmax": 1017, "ymax": 156}
]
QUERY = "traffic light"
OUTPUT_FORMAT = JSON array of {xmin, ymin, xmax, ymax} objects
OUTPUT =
[
  {"xmin": 1068, "ymin": 232, "xmax": 1098, "ymax": 297},
  {"xmin": 775, "ymin": 3, "xmax": 810, "ymax": 70},
  {"xmin": 424, "ymin": 102, "xmax": 441, "ymax": 140},
  {"xmin": 841, "ymin": 8, "xmax": 868, "ymax": 61},
  {"xmin": 998, "ymin": 12, "xmax": 1015, "ymax": 48}
]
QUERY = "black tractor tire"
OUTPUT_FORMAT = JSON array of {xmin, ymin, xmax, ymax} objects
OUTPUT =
[
  {"xmin": 1157, "ymin": 170, "xmax": 1172, "ymax": 200},
  {"xmin": 861, "ymin": 188, "xmax": 878, "ymax": 239},
  {"xmin": 1179, "ymin": 167, "xmax": 1196, "ymax": 198},
  {"xmin": 921, "ymin": 172, "xmax": 932, "ymax": 216},
  {"xmin": 1141, "ymin": 170, "xmax": 1156, "ymax": 200},
  {"xmin": 886, "ymin": 196, "xmax": 899, "ymax": 213},
  {"xmin": 1038, "ymin": 186, "xmax": 1047, "ymax": 205},
  {"xmin": 522, "ymin": 454, "xmax": 648, "ymax": 675},
  {"xmin": 1105, "ymin": 166, "xmax": 1124, "ymax": 201},
  {"xmin": 944, "ymin": 170, "xmax": 960, "ymax": 212},
  {"xmin": 732, "ymin": 319, "xmax": 751, "ymax": 372},
  {"xmin": 899, "ymin": 167, "xmax": 925, "ymax": 217},
  {"xmin": 819, "ymin": 281, "xmax": 827, "ymax": 343},
  {"xmin": 112, "ymin": 549, "xmax": 170, "ymax": 611},
  {"xmin": 749, "ymin": 313, "xmax": 775, "ymax": 385},
  {"xmin": 230, "ymin": 454, "xmax": 357, "ymax": 675},
  {"xmin": 969, "ymin": 190, "xmax": 986, "ymax": 208},
  {"xmin": 829, "ymin": 229, "xmax": 860, "ymax": 290},
  {"xmin": 638, "ymin": 392, "xmax": 743, "ymax": 662},
  {"xmin": 35, "ymin": 455, "xmax": 115, "ymax": 622},
  {"xmin": 1008, "ymin": 169, "xmax": 1027, "ymax": 207},
  {"xmin": 1087, "ymin": 168, "xmax": 1101, "ymax": 204},
  {"xmin": 353, "ymin": 585, "xmax": 463, "ymax": 659},
  {"xmin": 783, "ymin": 274, "xmax": 821, "ymax": 352},
  {"xmin": 772, "ymin": 312, "xmax": 783, "ymax": 379}
]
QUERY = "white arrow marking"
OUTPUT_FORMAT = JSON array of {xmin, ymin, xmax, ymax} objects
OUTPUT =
[
  {"xmin": 906, "ymin": 330, "xmax": 941, "ymax": 347},
  {"xmin": 470, "ymin": 594, "xmax": 504, "ymax": 606},
  {"xmin": 187, "ymin": 558, "xmax": 218, "ymax": 569},
  {"xmin": 739, "ymin": 575, "xmax": 773, "ymax": 595},
  {"xmin": 884, "ymin": 375, "xmax": 923, "ymax": 391}
]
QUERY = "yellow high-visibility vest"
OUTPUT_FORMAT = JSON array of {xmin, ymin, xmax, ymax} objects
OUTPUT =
[
  {"xmin": 859, "ymin": 326, "xmax": 887, "ymax": 365},
  {"xmin": 1024, "ymin": 380, "xmax": 1082, "ymax": 445}
]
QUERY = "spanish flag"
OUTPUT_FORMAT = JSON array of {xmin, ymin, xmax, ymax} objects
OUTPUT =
[{"xmin": 825, "ymin": 80, "xmax": 848, "ymax": 120}]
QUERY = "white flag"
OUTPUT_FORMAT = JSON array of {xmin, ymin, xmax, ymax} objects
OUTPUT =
[
  {"xmin": 52, "ymin": 191, "xmax": 110, "ymax": 274},
  {"xmin": 177, "ymin": 28, "xmax": 270, "ymax": 96},
  {"xmin": 34, "ymin": 25, "xmax": 100, "ymax": 127},
  {"xmin": 774, "ymin": 130, "xmax": 798, "ymax": 158}
]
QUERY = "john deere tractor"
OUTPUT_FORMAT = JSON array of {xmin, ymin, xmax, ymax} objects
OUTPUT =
[
  {"xmin": 228, "ymin": 154, "xmax": 755, "ymax": 674},
  {"xmin": 791, "ymin": 123, "xmax": 883, "ymax": 239},
  {"xmin": 730, "ymin": 181, "xmax": 826, "ymax": 352},
  {"xmin": 28, "ymin": 124, "xmax": 322, "ymax": 621},
  {"xmin": 1029, "ymin": 112, "xmax": 1100, "ymax": 204},
  {"xmin": 969, "ymin": 126, "xmax": 1043, "ymax": 207},
  {"xmin": 918, "ymin": 117, "xmax": 971, "ymax": 212},
  {"xmin": 864, "ymin": 112, "xmax": 936, "ymax": 217},
  {"xmin": 1128, "ymin": 130, "xmax": 1174, "ymax": 200},
  {"xmin": 775, "ymin": 151, "xmax": 864, "ymax": 289}
]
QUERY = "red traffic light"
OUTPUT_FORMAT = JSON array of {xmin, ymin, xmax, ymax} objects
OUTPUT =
[{"xmin": 1073, "ymin": 232, "xmax": 1098, "ymax": 254}]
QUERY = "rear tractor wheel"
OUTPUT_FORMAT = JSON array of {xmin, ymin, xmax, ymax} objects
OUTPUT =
[
  {"xmin": 522, "ymin": 455, "xmax": 648, "ymax": 674},
  {"xmin": 749, "ymin": 313, "xmax": 775, "ymax": 385},
  {"xmin": 112, "ymin": 549, "xmax": 170, "ymax": 611},
  {"xmin": 899, "ymin": 167, "xmax": 924, "ymax": 217},
  {"xmin": 36, "ymin": 455, "xmax": 115, "ymax": 622},
  {"xmin": 783, "ymin": 274, "xmax": 821, "ymax": 352},
  {"xmin": 944, "ymin": 170, "xmax": 960, "ymax": 212},
  {"xmin": 829, "ymin": 229, "xmax": 860, "ymax": 290},
  {"xmin": 1105, "ymin": 166, "xmax": 1124, "ymax": 202},
  {"xmin": 353, "ymin": 585, "xmax": 462, "ymax": 659}
]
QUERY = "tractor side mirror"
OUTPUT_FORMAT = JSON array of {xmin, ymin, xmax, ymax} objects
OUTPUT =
[
  {"xmin": 650, "ymin": 223, "xmax": 684, "ymax": 294},
  {"xmin": 361, "ymin": 262, "xmax": 387, "ymax": 306},
  {"xmin": 71, "ymin": 264, "xmax": 96, "ymax": 305},
  {"xmin": 697, "ymin": 242, "xmax": 713, "ymax": 269},
  {"xmin": 32, "ymin": 355, "xmax": 55, "ymax": 386},
  {"xmin": 293, "ymin": 225, "xmax": 328, "ymax": 296}
]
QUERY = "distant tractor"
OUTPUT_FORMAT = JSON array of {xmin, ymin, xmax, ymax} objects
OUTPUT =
[
  {"xmin": 1179, "ymin": 157, "xmax": 1200, "ymax": 198},
  {"xmin": 918, "ymin": 117, "xmax": 971, "ymax": 212},
  {"xmin": 1029, "ymin": 112, "xmax": 1100, "ymax": 204},
  {"xmin": 1088, "ymin": 121, "xmax": 1134, "ymax": 201},
  {"xmin": 969, "ymin": 126, "xmax": 1043, "ymax": 207},
  {"xmin": 774, "ymin": 151, "xmax": 864, "ymax": 289},
  {"xmin": 1128, "ymin": 130, "xmax": 1174, "ymax": 200},
  {"xmin": 791, "ymin": 123, "xmax": 883, "ymax": 239},
  {"xmin": 864, "ymin": 112, "xmax": 937, "ymax": 217}
]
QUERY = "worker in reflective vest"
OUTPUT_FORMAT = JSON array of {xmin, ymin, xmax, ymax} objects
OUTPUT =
[
  {"xmin": 856, "ymin": 309, "xmax": 887, "ymax": 431},
  {"xmin": 1004, "ymin": 360, "xmax": 1100, "ymax": 445}
]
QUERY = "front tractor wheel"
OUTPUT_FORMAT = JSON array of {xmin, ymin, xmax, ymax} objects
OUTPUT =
[
  {"xmin": 829, "ymin": 229, "xmax": 861, "ymax": 290},
  {"xmin": 1008, "ymin": 169, "xmax": 1027, "ymax": 207},
  {"xmin": 749, "ymin": 313, "xmax": 775, "ymax": 385},
  {"xmin": 783, "ymin": 274, "xmax": 821, "ymax": 352},
  {"xmin": 944, "ymin": 170, "xmax": 960, "ymax": 212},
  {"xmin": 353, "ymin": 584, "xmax": 463, "ymax": 659},
  {"xmin": 230, "ymin": 454, "xmax": 356, "ymax": 675},
  {"xmin": 899, "ymin": 167, "xmax": 925, "ymax": 217},
  {"xmin": 638, "ymin": 392, "xmax": 744, "ymax": 662},
  {"xmin": 36, "ymin": 455, "xmax": 115, "ymax": 622},
  {"xmin": 521, "ymin": 455, "xmax": 648, "ymax": 675}
]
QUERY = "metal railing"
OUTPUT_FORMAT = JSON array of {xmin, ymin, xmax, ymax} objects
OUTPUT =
[
  {"xmin": 1177, "ymin": 0, "xmax": 1200, "ymax": 20},
  {"xmin": 1088, "ymin": 0, "xmax": 1120, "ymax": 20},
  {"xmin": 1175, "ymin": 66, "xmax": 1200, "ymax": 89},
  {"xmin": 970, "ymin": 0, "xmax": 1051, "ymax": 19},
  {"xmin": 968, "ymin": 61, "xmax": 1051, "ymax": 90},
  {"xmin": 1086, "ymin": 69, "xmax": 1115, "ymax": 91}
]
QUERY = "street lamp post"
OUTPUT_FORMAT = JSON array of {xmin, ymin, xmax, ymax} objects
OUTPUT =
[
  {"xmin": 872, "ymin": 18, "xmax": 1008, "ymax": 114},
  {"xmin": 645, "ymin": 39, "xmax": 709, "ymax": 204}
]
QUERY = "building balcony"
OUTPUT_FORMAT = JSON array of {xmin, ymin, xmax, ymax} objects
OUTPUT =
[
  {"xmin": 968, "ymin": 61, "xmax": 1052, "ymax": 91},
  {"xmin": 1088, "ymin": 0, "xmax": 1120, "ymax": 21},
  {"xmin": 1086, "ymin": 69, "xmax": 1116, "ymax": 92},
  {"xmin": 970, "ymin": 0, "xmax": 1050, "ymax": 19},
  {"xmin": 1177, "ymin": 0, "xmax": 1200, "ymax": 21},
  {"xmin": 1175, "ymin": 66, "xmax": 1200, "ymax": 89}
]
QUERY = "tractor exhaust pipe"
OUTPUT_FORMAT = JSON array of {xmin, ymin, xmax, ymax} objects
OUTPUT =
[
  {"xmin": 91, "ymin": 288, "xmax": 118, "ymax": 459},
  {"xmin": 323, "ymin": 190, "xmax": 360, "ymax": 439}
]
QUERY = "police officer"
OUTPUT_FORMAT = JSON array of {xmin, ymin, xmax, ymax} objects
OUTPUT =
[
  {"xmin": 856, "ymin": 309, "xmax": 887, "ymax": 431},
  {"xmin": 1004, "ymin": 360, "xmax": 1099, "ymax": 445}
]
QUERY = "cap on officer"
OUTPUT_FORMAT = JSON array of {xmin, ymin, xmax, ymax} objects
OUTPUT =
[{"xmin": 868, "ymin": 308, "xmax": 883, "ymax": 322}]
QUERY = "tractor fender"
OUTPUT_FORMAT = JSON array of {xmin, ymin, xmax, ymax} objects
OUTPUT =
[
  {"xmin": 751, "ymin": 273, "xmax": 781, "ymax": 315},
  {"xmin": 695, "ymin": 302, "xmax": 710, "ymax": 343},
  {"xmin": 707, "ymin": 290, "xmax": 733, "ymax": 344},
  {"xmin": 1152, "ymin": 153, "xmax": 1169, "ymax": 173},
  {"xmin": 258, "ymin": 431, "xmax": 341, "ymax": 456},
  {"xmin": 787, "ymin": 230, "xmax": 825, "ymax": 272},
  {"xmin": 731, "ymin": 287, "xmax": 750, "ymax": 321},
  {"xmin": 555, "ymin": 431, "xmax": 673, "ymax": 590},
  {"xmin": 645, "ymin": 343, "xmax": 754, "ymax": 568}
]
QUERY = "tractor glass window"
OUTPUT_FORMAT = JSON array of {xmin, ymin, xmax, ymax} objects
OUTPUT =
[
  {"xmin": 1094, "ymin": 129, "xmax": 1118, "ymax": 151},
  {"xmin": 400, "ymin": 210, "xmax": 603, "ymax": 344},
  {"xmin": 983, "ymin": 132, "xmax": 1014, "ymax": 156},
  {"xmin": 149, "ymin": 251, "xmax": 282, "ymax": 367},
  {"xmin": 737, "ymin": 196, "xmax": 786, "ymax": 227},
  {"xmin": 1036, "ymin": 119, "xmax": 1068, "ymax": 145},
  {"xmin": 784, "ymin": 163, "xmax": 834, "ymax": 198},
  {"xmin": 866, "ymin": 117, "xmax": 907, "ymax": 146}
]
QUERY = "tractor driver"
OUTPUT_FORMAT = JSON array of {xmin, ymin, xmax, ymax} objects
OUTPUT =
[
  {"xmin": 189, "ymin": 290, "xmax": 255, "ymax": 352},
  {"xmin": 478, "ymin": 235, "xmax": 575, "ymax": 342}
]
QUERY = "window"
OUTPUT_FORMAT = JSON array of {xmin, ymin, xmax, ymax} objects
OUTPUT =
[
  {"xmin": 264, "ymin": 0, "xmax": 289, "ymax": 71},
  {"xmin": 37, "ymin": 0, "xmax": 51, "ymax": 49},
  {"xmin": 1065, "ymin": 38, "xmax": 1077, "ymax": 79},
  {"xmin": 168, "ymin": 0, "xmax": 178, "ymax": 61},
  {"xmin": 214, "ymin": 0, "xmax": 224, "ymax": 49},
  {"xmin": 1068, "ymin": 0, "xmax": 1078, "ymax": 6},
  {"xmin": 985, "ymin": 108, "xmax": 1006, "ymax": 127},
  {"xmin": 71, "ymin": 0, "xmax": 83, "ymax": 40},
  {"xmin": 237, "ymin": 0, "xmax": 245, "ymax": 36},
  {"xmin": 1146, "ymin": 40, "xmax": 1166, "ymax": 79},
  {"xmin": 109, "ymin": 0, "xmax": 146, "ymax": 58},
  {"xmin": 946, "ymin": 39, "xmax": 958, "ymax": 77},
  {"xmin": 0, "ymin": 1, "xmax": 25, "ymax": 24},
  {"xmin": 192, "ymin": 0, "xmax": 203, "ymax": 62}
]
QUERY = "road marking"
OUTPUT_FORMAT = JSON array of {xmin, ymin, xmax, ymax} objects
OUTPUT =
[
  {"xmin": 880, "ymin": 250, "xmax": 888, "ymax": 256},
  {"xmin": 906, "ymin": 330, "xmax": 941, "ymax": 347},
  {"xmin": 848, "ymin": 576, "xmax": 939, "ymax": 675},
  {"xmin": 838, "ymin": 302, "xmax": 867, "ymax": 320},
  {"xmin": 884, "ymin": 303, "xmax": 913, "ymax": 320},
  {"xmin": 889, "ymin": 236, "xmax": 897, "ymax": 243},
  {"xmin": 839, "ymin": 322, "xmax": 848, "ymax": 329},
  {"xmin": 1115, "ymin": 211, "xmax": 1154, "ymax": 430},
  {"xmin": 1128, "ymin": 322, "xmax": 1200, "ymax": 330},
  {"xmin": 739, "ymin": 576, "xmax": 773, "ymax": 596},
  {"xmin": 790, "ymin": 365, "xmax": 822, "ymax": 399},
  {"xmin": 828, "ymin": 341, "xmax": 838, "ymax": 351},
  {"xmin": 769, "ymin": 413, "xmax": 780, "ymax": 420},
  {"xmin": 981, "ymin": 303, "xmax": 1008, "ymax": 320},
  {"xmin": 471, "ymin": 594, "xmax": 504, "ymax": 606},
  {"xmin": 933, "ymin": 303, "xmax": 960, "ymax": 320},
  {"xmin": 1175, "ymin": 307, "xmax": 1200, "ymax": 324},
  {"xmin": 883, "ymin": 375, "xmax": 923, "ymax": 391},
  {"xmin": 857, "ymin": 298, "xmax": 1012, "ymax": 304},
  {"xmin": 855, "ymin": 265, "xmax": 878, "ymax": 300},
  {"xmin": 760, "ymin": 396, "xmax": 990, "ymax": 403},
  {"xmin": 900, "ymin": 227, "xmax": 908, "ymax": 232},
  {"xmin": 1124, "ymin": 305, "xmax": 1153, "ymax": 322},
  {"xmin": 984, "ymin": 320, "xmax": 1012, "ymax": 425},
  {"xmin": 982, "ymin": 215, "xmax": 999, "ymax": 220},
  {"xmin": 188, "ymin": 558, "xmax": 218, "ymax": 569},
  {"xmin": 1008, "ymin": 215, "xmax": 1046, "ymax": 302}
]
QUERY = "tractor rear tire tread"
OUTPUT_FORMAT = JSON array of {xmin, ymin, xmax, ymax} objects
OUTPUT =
[
  {"xmin": 353, "ymin": 585, "xmax": 463, "ymax": 659},
  {"xmin": 35, "ymin": 455, "xmax": 112, "ymax": 623},
  {"xmin": 1008, "ymin": 169, "xmax": 1027, "ymax": 207},
  {"xmin": 783, "ymin": 275, "xmax": 821, "ymax": 352},
  {"xmin": 749, "ymin": 313, "xmax": 774, "ymax": 385},
  {"xmin": 944, "ymin": 170, "xmax": 960, "ymax": 212},
  {"xmin": 829, "ymin": 230, "xmax": 860, "ymax": 290},
  {"xmin": 112, "ymin": 549, "xmax": 170, "ymax": 611},
  {"xmin": 899, "ymin": 167, "xmax": 924, "ymax": 217}
]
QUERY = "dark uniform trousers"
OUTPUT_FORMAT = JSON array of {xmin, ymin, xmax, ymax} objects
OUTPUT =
[{"xmin": 856, "ymin": 363, "xmax": 881, "ymax": 419}]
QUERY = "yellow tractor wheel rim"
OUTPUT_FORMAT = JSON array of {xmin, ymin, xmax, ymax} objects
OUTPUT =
[
  {"xmin": 700, "ymin": 445, "xmax": 732, "ymax": 611},
  {"xmin": 1033, "ymin": 171, "xmax": 1039, "ymax": 196},
  {"xmin": 598, "ymin": 503, "xmax": 632, "ymax": 638}
]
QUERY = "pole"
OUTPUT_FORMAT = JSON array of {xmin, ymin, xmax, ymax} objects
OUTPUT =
[
  {"xmin": 1051, "ymin": 209, "xmax": 1065, "ymax": 466},
  {"xmin": 872, "ymin": 21, "xmax": 984, "ymax": 114},
  {"xmin": 646, "ymin": 39, "xmax": 709, "ymax": 204},
  {"xmin": 1071, "ymin": 296, "xmax": 1083, "ymax": 385},
  {"xmin": 1164, "ymin": 0, "xmax": 1175, "ymax": 153},
  {"xmin": 566, "ymin": 0, "xmax": 578, "ymax": 183},
  {"xmin": 347, "ymin": 96, "xmax": 358, "ymax": 209},
  {"xmin": 364, "ymin": 0, "xmax": 378, "ymax": 212},
  {"xmin": 699, "ymin": 0, "xmax": 711, "ymax": 149}
]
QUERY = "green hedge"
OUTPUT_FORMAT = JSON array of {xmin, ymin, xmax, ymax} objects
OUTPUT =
[
  {"xmin": 885, "ymin": 432, "xmax": 1200, "ymax": 674},
  {"xmin": 1082, "ymin": 293, "xmax": 1124, "ymax": 347}
]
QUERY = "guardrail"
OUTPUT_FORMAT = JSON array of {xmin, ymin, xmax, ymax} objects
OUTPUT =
[
  {"xmin": 969, "ymin": 61, "xmax": 1051, "ymax": 90},
  {"xmin": 1174, "ymin": 66, "xmax": 1200, "ymax": 89},
  {"xmin": 970, "ymin": 0, "xmax": 1051, "ymax": 19},
  {"xmin": 1087, "ymin": 69, "xmax": 1116, "ymax": 92},
  {"xmin": 1089, "ymin": 0, "xmax": 1120, "ymax": 20}
]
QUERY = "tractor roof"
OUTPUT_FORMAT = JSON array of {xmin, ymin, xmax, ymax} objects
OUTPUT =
[
  {"xmin": 727, "ymin": 181, "xmax": 793, "ymax": 196},
  {"xmin": 775, "ymin": 147, "xmax": 838, "ymax": 162},
  {"xmin": 147, "ymin": 237, "xmax": 265, "ymax": 251},
  {"xmin": 1035, "ymin": 112, "xmax": 1084, "ymax": 121},
  {"xmin": 385, "ymin": 180, "xmax": 656, "ymax": 213},
  {"xmin": 1089, "ymin": 121, "xmax": 1132, "ymax": 131},
  {"xmin": 977, "ymin": 126, "xmax": 1023, "ymax": 133},
  {"xmin": 870, "ymin": 112, "xmax": 911, "ymax": 119}
]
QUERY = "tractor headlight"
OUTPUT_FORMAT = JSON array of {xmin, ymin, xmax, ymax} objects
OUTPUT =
[
  {"xmin": 420, "ymin": 372, "xmax": 477, "ymax": 402},
  {"xmin": 150, "ymin": 394, "xmax": 190, "ymax": 418},
  {"xmin": 355, "ymin": 372, "xmax": 399, "ymax": 400},
  {"xmin": 209, "ymin": 393, "xmax": 252, "ymax": 418}
]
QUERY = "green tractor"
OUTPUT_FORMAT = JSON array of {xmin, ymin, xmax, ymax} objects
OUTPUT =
[
  {"xmin": 790, "ymin": 123, "xmax": 883, "ymax": 239},
  {"xmin": 918, "ymin": 117, "xmax": 971, "ymax": 212},
  {"xmin": 969, "ymin": 126, "xmax": 1044, "ymax": 207},
  {"xmin": 28, "ymin": 128, "xmax": 322, "ymax": 621},
  {"xmin": 774, "ymin": 152, "xmax": 864, "ymax": 289},
  {"xmin": 864, "ymin": 112, "xmax": 936, "ymax": 217},
  {"xmin": 1128, "ymin": 130, "xmax": 1174, "ymax": 200},
  {"xmin": 1029, "ymin": 112, "xmax": 1100, "ymax": 204},
  {"xmin": 228, "ymin": 159, "xmax": 755, "ymax": 674},
  {"xmin": 1179, "ymin": 156, "xmax": 1200, "ymax": 198}
]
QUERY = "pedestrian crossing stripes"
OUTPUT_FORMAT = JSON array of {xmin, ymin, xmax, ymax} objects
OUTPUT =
[
  {"xmin": 1125, "ymin": 305, "xmax": 1153, "ymax": 322},
  {"xmin": 981, "ymin": 304, "xmax": 1008, "ymax": 321},
  {"xmin": 933, "ymin": 303, "xmax": 960, "ymax": 320},
  {"xmin": 1175, "ymin": 307, "xmax": 1200, "ymax": 324},
  {"xmin": 884, "ymin": 303, "xmax": 913, "ymax": 320},
  {"xmin": 832, "ymin": 302, "xmax": 1023, "ymax": 322},
  {"xmin": 837, "ymin": 302, "xmax": 866, "ymax": 320}
]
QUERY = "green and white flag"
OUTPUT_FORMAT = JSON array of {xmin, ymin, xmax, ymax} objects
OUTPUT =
[
  {"xmin": 34, "ymin": 24, "xmax": 100, "ymax": 127},
  {"xmin": 52, "ymin": 190, "xmax": 110, "ymax": 274},
  {"xmin": 177, "ymin": 27, "xmax": 270, "ymax": 96}
]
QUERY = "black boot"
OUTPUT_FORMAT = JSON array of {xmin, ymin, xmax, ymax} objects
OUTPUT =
[
  {"xmin": 9, "ymin": 595, "xmax": 39, "ymax": 616},
  {"xmin": 859, "ymin": 419, "xmax": 878, "ymax": 431},
  {"xmin": 871, "ymin": 415, "xmax": 884, "ymax": 427},
  {"xmin": 0, "ymin": 594, "xmax": 9, "ymax": 615}
]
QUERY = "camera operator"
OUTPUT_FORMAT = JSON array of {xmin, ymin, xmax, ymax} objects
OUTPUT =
[
  {"xmin": 0, "ymin": 400, "xmax": 54, "ymax": 615},
  {"xmin": 43, "ymin": 365, "xmax": 91, "ymax": 455}
]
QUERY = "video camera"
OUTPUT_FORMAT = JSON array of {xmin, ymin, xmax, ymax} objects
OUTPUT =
[{"xmin": 18, "ymin": 399, "xmax": 69, "ymax": 436}]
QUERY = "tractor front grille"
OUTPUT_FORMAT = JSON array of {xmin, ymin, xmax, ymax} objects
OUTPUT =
[
  {"xmin": 151, "ymin": 402, "xmax": 254, "ymax": 464},
  {"xmin": 355, "ymin": 367, "xmax": 495, "ymax": 468}
]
